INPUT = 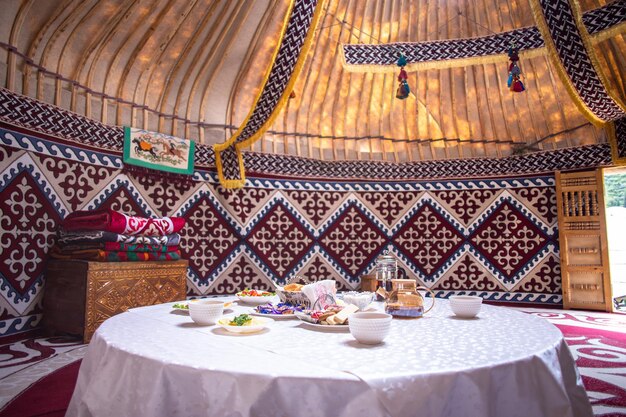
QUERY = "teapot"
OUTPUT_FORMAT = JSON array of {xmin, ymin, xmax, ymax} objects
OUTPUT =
[{"xmin": 376, "ymin": 279, "xmax": 435, "ymax": 318}]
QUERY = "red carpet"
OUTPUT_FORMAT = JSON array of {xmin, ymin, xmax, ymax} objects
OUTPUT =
[
  {"xmin": 0, "ymin": 360, "xmax": 81, "ymax": 417},
  {"xmin": 558, "ymin": 324, "xmax": 626, "ymax": 416}
]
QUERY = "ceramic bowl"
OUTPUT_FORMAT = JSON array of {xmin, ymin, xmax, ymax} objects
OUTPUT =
[
  {"xmin": 348, "ymin": 312, "xmax": 392, "ymax": 345},
  {"xmin": 343, "ymin": 291, "xmax": 374, "ymax": 311},
  {"xmin": 449, "ymin": 295, "xmax": 483, "ymax": 318},
  {"xmin": 188, "ymin": 300, "xmax": 224, "ymax": 325}
]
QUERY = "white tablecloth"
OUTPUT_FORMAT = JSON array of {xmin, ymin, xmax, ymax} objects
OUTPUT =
[{"xmin": 66, "ymin": 298, "xmax": 592, "ymax": 417}]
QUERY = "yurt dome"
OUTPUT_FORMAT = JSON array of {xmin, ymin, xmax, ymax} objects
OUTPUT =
[
  {"xmin": 2, "ymin": 0, "xmax": 623, "ymax": 161},
  {"xmin": 0, "ymin": 1, "xmax": 625, "ymax": 416}
]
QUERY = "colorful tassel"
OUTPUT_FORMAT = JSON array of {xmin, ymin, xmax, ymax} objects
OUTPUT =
[
  {"xmin": 396, "ymin": 54, "xmax": 410, "ymax": 100},
  {"xmin": 507, "ymin": 42, "xmax": 525, "ymax": 93}
]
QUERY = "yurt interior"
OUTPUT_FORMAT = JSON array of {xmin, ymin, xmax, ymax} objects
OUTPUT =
[{"xmin": 1, "ymin": 0, "xmax": 625, "ymax": 416}]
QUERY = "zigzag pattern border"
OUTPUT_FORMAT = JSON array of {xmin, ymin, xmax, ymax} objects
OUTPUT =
[
  {"xmin": 246, "ymin": 176, "xmax": 556, "ymax": 192},
  {"xmin": 0, "ymin": 89, "xmax": 614, "ymax": 182},
  {"xmin": 432, "ymin": 290, "xmax": 563, "ymax": 305},
  {"xmin": 343, "ymin": 26, "xmax": 542, "ymax": 66},
  {"xmin": 0, "ymin": 314, "xmax": 42, "ymax": 335},
  {"xmin": 1, "ymin": 127, "xmax": 123, "ymax": 169},
  {"xmin": 244, "ymin": 144, "xmax": 613, "ymax": 181}
]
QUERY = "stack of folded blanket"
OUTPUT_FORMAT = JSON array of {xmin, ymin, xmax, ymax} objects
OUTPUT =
[{"xmin": 51, "ymin": 209, "xmax": 185, "ymax": 262}]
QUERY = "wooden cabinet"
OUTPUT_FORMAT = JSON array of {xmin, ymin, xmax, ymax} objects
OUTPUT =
[{"xmin": 43, "ymin": 260, "xmax": 188, "ymax": 342}]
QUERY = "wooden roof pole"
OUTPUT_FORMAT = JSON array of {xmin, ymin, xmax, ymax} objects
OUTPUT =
[
  {"xmin": 22, "ymin": 0, "xmax": 72, "ymax": 96},
  {"xmin": 158, "ymin": 1, "xmax": 221, "ymax": 136},
  {"xmin": 6, "ymin": 0, "xmax": 34, "ymax": 91},
  {"xmin": 97, "ymin": 0, "xmax": 160, "ymax": 125},
  {"xmin": 115, "ymin": 0, "xmax": 179, "ymax": 127},
  {"xmin": 135, "ymin": 0, "xmax": 201, "ymax": 129},
  {"xmin": 198, "ymin": 3, "xmax": 255, "ymax": 145},
  {"xmin": 185, "ymin": 2, "xmax": 245, "ymax": 143}
]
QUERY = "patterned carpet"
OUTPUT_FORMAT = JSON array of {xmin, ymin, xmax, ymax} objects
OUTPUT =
[{"xmin": 0, "ymin": 308, "xmax": 624, "ymax": 417}]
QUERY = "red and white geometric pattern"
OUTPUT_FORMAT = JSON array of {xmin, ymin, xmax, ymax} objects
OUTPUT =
[
  {"xmin": 1, "ymin": 139, "xmax": 563, "ymax": 335},
  {"xmin": 0, "ymin": 89, "xmax": 613, "ymax": 337}
]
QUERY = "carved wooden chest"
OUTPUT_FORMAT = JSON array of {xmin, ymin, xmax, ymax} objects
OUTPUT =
[{"xmin": 43, "ymin": 260, "xmax": 188, "ymax": 343}]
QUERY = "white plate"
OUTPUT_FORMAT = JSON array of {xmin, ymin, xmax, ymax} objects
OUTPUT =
[
  {"xmin": 298, "ymin": 320, "xmax": 349, "ymax": 332},
  {"xmin": 217, "ymin": 316, "xmax": 274, "ymax": 333},
  {"xmin": 236, "ymin": 294, "xmax": 277, "ymax": 305},
  {"xmin": 173, "ymin": 300, "xmax": 234, "ymax": 312},
  {"xmin": 249, "ymin": 309, "xmax": 298, "ymax": 320}
]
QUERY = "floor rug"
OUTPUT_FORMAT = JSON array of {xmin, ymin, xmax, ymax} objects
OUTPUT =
[{"xmin": 0, "ymin": 360, "xmax": 81, "ymax": 417}]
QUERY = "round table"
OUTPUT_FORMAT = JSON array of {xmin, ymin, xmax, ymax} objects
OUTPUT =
[{"xmin": 67, "ymin": 298, "xmax": 592, "ymax": 417}]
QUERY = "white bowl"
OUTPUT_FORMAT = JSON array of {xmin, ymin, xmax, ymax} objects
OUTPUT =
[
  {"xmin": 449, "ymin": 296, "xmax": 483, "ymax": 318},
  {"xmin": 343, "ymin": 291, "xmax": 374, "ymax": 311},
  {"xmin": 348, "ymin": 312, "xmax": 392, "ymax": 345},
  {"xmin": 188, "ymin": 300, "xmax": 224, "ymax": 325},
  {"xmin": 217, "ymin": 316, "xmax": 273, "ymax": 334}
]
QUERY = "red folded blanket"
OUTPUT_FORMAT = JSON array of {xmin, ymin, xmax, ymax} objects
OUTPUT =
[
  {"xmin": 56, "ymin": 243, "xmax": 179, "ymax": 253},
  {"xmin": 61, "ymin": 209, "xmax": 185, "ymax": 236}
]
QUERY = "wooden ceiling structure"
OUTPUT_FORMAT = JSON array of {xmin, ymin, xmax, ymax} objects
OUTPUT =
[{"xmin": 1, "ymin": 0, "xmax": 624, "ymax": 162}]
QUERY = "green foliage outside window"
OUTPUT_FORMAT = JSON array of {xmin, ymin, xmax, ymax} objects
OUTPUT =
[{"xmin": 605, "ymin": 174, "xmax": 626, "ymax": 208}]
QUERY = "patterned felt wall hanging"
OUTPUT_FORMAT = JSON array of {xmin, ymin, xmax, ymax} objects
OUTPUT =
[
  {"xmin": 214, "ymin": 0, "xmax": 328, "ymax": 189},
  {"xmin": 123, "ymin": 127, "xmax": 195, "ymax": 175},
  {"xmin": 340, "ymin": 2, "xmax": 625, "ymax": 73},
  {"xmin": 0, "ymin": 89, "xmax": 620, "ymax": 335}
]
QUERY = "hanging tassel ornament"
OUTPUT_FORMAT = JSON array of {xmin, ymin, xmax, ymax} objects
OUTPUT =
[
  {"xmin": 507, "ymin": 41, "xmax": 525, "ymax": 92},
  {"xmin": 396, "ymin": 54, "xmax": 410, "ymax": 100}
]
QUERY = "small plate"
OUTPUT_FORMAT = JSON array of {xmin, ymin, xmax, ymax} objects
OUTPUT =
[
  {"xmin": 172, "ymin": 301, "xmax": 234, "ymax": 314},
  {"xmin": 217, "ymin": 316, "xmax": 274, "ymax": 334},
  {"xmin": 298, "ymin": 320, "xmax": 349, "ymax": 332}
]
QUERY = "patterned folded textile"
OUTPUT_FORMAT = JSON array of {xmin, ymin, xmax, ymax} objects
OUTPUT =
[
  {"xmin": 50, "ymin": 246, "xmax": 182, "ymax": 262},
  {"xmin": 61, "ymin": 209, "xmax": 185, "ymax": 236},
  {"xmin": 56, "ymin": 243, "xmax": 179, "ymax": 253},
  {"xmin": 57, "ymin": 230, "xmax": 182, "ymax": 246}
]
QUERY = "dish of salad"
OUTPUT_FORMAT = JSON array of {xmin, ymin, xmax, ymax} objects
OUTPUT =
[{"xmin": 236, "ymin": 289, "xmax": 277, "ymax": 304}]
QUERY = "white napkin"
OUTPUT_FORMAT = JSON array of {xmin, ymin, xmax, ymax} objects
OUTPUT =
[{"xmin": 301, "ymin": 280, "xmax": 337, "ymax": 310}]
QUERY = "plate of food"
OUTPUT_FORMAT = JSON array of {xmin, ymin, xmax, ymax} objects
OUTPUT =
[
  {"xmin": 298, "ymin": 321, "xmax": 350, "ymax": 332},
  {"xmin": 294, "ymin": 304, "xmax": 358, "ymax": 331},
  {"xmin": 251, "ymin": 302, "xmax": 305, "ymax": 319},
  {"xmin": 217, "ymin": 314, "xmax": 273, "ymax": 334},
  {"xmin": 236, "ymin": 289, "xmax": 277, "ymax": 305},
  {"xmin": 172, "ymin": 302, "xmax": 190, "ymax": 312}
]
